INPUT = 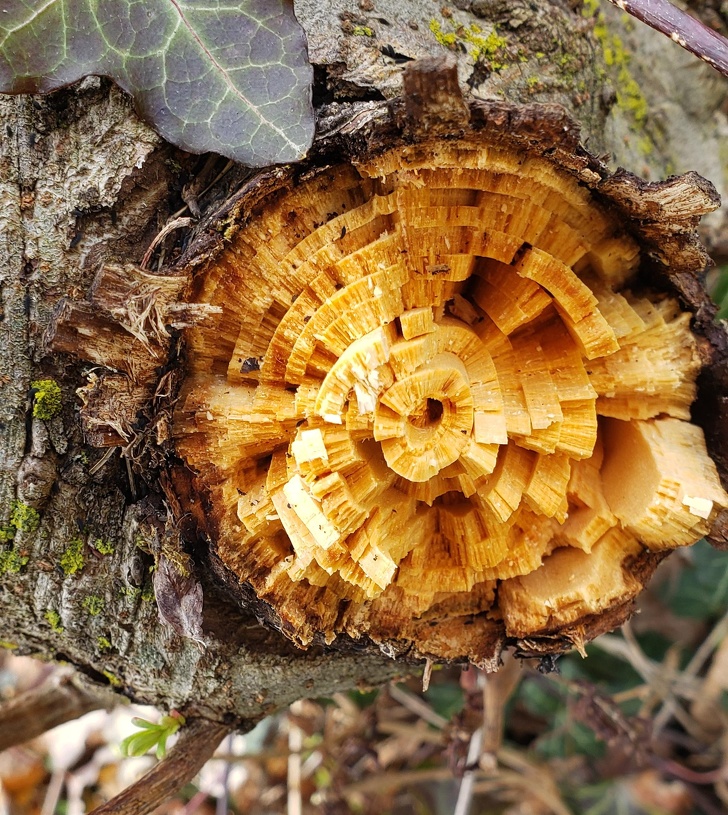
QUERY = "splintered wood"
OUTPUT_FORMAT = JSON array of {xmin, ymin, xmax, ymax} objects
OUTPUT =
[{"xmin": 175, "ymin": 140, "xmax": 728, "ymax": 665}]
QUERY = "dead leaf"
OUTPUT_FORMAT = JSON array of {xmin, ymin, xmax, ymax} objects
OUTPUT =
[{"xmin": 153, "ymin": 555, "xmax": 205, "ymax": 648}]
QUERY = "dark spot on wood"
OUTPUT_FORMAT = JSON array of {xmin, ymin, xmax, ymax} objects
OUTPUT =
[
  {"xmin": 427, "ymin": 263, "xmax": 450, "ymax": 275},
  {"xmin": 512, "ymin": 242, "xmax": 532, "ymax": 264},
  {"xmin": 380, "ymin": 43, "xmax": 414, "ymax": 63},
  {"xmin": 537, "ymin": 654, "xmax": 561, "ymax": 674}
]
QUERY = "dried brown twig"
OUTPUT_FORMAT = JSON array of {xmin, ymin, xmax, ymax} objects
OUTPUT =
[{"xmin": 0, "ymin": 669, "xmax": 112, "ymax": 752}]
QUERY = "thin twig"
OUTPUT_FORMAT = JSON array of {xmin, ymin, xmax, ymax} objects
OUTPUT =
[
  {"xmin": 171, "ymin": 160, "xmax": 236, "ymax": 220},
  {"xmin": 181, "ymin": 790, "xmax": 209, "ymax": 814},
  {"xmin": 595, "ymin": 628, "xmax": 704, "ymax": 739},
  {"xmin": 215, "ymin": 733, "xmax": 234, "ymax": 815},
  {"xmin": 653, "ymin": 755, "xmax": 728, "ymax": 785},
  {"xmin": 606, "ymin": 0, "xmax": 728, "ymax": 77},
  {"xmin": 89, "ymin": 446, "xmax": 117, "ymax": 475},
  {"xmin": 481, "ymin": 653, "xmax": 522, "ymax": 765},
  {"xmin": 653, "ymin": 610, "xmax": 728, "ymax": 735},
  {"xmin": 421, "ymin": 658, "xmax": 433, "ymax": 692},
  {"xmin": 89, "ymin": 718, "xmax": 230, "ymax": 815},
  {"xmin": 497, "ymin": 747, "xmax": 573, "ymax": 815},
  {"xmin": 683, "ymin": 607, "xmax": 728, "ymax": 678},
  {"xmin": 287, "ymin": 703, "xmax": 303, "ymax": 815},
  {"xmin": 0, "ymin": 670, "xmax": 111, "ymax": 752},
  {"xmin": 342, "ymin": 766, "xmax": 459, "ymax": 795},
  {"xmin": 387, "ymin": 682, "xmax": 449, "ymax": 729},
  {"xmin": 40, "ymin": 769, "xmax": 65, "ymax": 815},
  {"xmin": 453, "ymin": 726, "xmax": 483, "ymax": 815},
  {"xmin": 140, "ymin": 217, "xmax": 194, "ymax": 270},
  {"xmin": 376, "ymin": 720, "xmax": 444, "ymax": 744}
]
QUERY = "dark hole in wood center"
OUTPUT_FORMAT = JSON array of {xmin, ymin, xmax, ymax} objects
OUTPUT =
[{"xmin": 408, "ymin": 398, "xmax": 444, "ymax": 429}]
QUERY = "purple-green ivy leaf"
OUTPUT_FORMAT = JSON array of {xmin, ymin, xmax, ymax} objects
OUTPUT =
[{"xmin": 0, "ymin": 0, "xmax": 314, "ymax": 166}]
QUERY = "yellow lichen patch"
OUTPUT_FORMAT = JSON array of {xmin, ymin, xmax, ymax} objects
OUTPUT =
[{"xmin": 174, "ymin": 138, "xmax": 727, "ymax": 663}]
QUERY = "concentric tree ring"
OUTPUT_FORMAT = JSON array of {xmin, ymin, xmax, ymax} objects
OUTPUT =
[{"xmin": 174, "ymin": 128, "xmax": 728, "ymax": 667}]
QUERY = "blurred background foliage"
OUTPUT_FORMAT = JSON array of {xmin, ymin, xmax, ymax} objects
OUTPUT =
[{"xmin": 708, "ymin": 266, "xmax": 728, "ymax": 321}]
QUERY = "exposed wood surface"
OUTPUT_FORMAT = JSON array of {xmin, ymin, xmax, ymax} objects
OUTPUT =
[
  {"xmin": 172, "ymin": 84, "xmax": 728, "ymax": 666},
  {"xmin": 0, "ymin": 2, "xmax": 726, "ymax": 734}
]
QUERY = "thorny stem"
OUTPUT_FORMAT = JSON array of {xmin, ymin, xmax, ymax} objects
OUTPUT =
[
  {"xmin": 607, "ymin": 0, "xmax": 728, "ymax": 77},
  {"xmin": 0, "ymin": 670, "xmax": 111, "ymax": 752},
  {"xmin": 89, "ymin": 718, "xmax": 231, "ymax": 815}
]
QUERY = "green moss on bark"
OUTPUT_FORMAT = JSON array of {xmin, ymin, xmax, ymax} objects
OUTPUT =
[
  {"xmin": 10, "ymin": 501, "xmax": 40, "ymax": 533},
  {"xmin": 82, "ymin": 595, "xmax": 105, "ymax": 615},
  {"xmin": 429, "ymin": 19, "xmax": 508, "ymax": 70},
  {"xmin": 60, "ymin": 538, "xmax": 85, "ymax": 576},
  {"xmin": 45, "ymin": 609, "xmax": 64, "ymax": 633},
  {"xmin": 31, "ymin": 379, "xmax": 62, "ymax": 420},
  {"xmin": 582, "ymin": 0, "xmax": 653, "ymax": 156}
]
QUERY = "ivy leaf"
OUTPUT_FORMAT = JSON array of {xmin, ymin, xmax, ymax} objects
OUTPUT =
[{"xmin": 0, "ymin": 0, "xmax": 314, "ymax": 166}]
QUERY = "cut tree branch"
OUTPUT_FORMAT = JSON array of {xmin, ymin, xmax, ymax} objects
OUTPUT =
[
  {"xmin": 607, "ymin": 0, "xmax": 728, "ymax": 77},
  {"xmin": 89, "ymin": 718, "xmax": 232, "ymax": 815},
  {"xmin": 0, "ymin": 670, "xmax": 111, "ymax": 752}
]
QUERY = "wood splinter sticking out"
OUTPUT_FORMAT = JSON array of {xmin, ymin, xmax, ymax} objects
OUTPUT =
[{"xmin": 171, "ymin": 77, "xmax": 728, "ymax": 669}]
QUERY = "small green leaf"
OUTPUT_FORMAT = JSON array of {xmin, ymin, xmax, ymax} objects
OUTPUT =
[
  {"xmin": 120, "ymin": 713, "xmax": 185, "ymax": 758},
  {"xmin": 0, "ymin": 0, "xmax": 314, "ymax": 166},
  {"xmin": 130, "ymin": 717, "xmax": 158, "ymax": 730},
  {"xmin": 155, "ymin": 733, "xmax": 169, "ymax": 760},
  {"xmin": 120, "ymin": 729, "xmax": 166, "ymax": 757}
]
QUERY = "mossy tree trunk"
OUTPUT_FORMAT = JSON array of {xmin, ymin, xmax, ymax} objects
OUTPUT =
[{"xmin": 0, "ymin": 0, "xmax": 726, "ymax": 729}]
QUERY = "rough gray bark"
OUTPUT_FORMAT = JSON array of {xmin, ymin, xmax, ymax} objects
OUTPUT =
[{"xmin": 0, "ymin": 0, "xmax": 726, "ymax": 731}]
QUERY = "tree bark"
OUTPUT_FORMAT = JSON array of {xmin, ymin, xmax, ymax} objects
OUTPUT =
[{"xmin": 0, "ymin": 0, "xmax": 726, "ymax": 728}]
